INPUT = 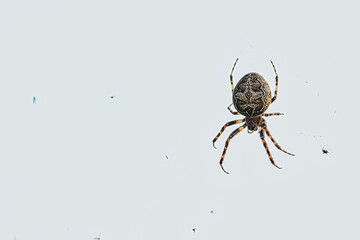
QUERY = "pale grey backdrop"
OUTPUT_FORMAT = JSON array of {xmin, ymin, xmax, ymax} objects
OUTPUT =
[{"xmin": 0, "ymin": 0, "xmax": 359, "ymax": 239}]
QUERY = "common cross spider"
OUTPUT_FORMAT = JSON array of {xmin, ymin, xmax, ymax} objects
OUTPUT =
[{"xmin": 213, "ymin": 58, "xmax": 294, "ymax": 174}]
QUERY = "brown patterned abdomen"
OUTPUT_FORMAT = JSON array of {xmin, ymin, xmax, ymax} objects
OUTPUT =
[{"xmin": 232, "ymin": 73, "xmax": 272, "ymax": 117}]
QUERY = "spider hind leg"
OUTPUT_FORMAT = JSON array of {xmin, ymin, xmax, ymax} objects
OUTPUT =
[
  {"xmin": 270, "ymin": 60, "xmax": 279, "ymax": 103},
  {"xmin": 230, "ymin": 58, "xmax": 239, "ymax": 93}
]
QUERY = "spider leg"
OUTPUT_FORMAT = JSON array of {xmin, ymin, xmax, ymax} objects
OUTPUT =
[
  {"xmin": 263, "ymin": 127, "xmax": 295, "ymax": 156},
  {"xmin": 227, "ymin": 103, "xmax": 240, "ymax": 115},
  {"xmin": 262, "ymin": 112, "xmax": 284, "ymax": 117},
  {"xmin": 219, "ymin": 123, "xmax": 247, "ymax": 174},
  {"xmin": 270, "ymin": 60, "xmax": 279, "ymax": 103},
  {"xmin": 230, "ymin": 58, "xmax": 239, "ymax": 93},
  {"xmin": 259, "ymin": 127, "xmax": 282, "ymax": 169},
  {"xmin": 213, "ymin": 119, "xmax": 245, "ymax": 149}
]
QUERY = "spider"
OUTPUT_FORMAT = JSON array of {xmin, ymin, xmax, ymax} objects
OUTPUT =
[{"xmin": 213, "ymin": 58, "xmax": 294, "ymax": 174}]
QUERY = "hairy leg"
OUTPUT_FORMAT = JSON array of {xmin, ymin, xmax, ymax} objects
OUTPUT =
[
  {"xmin": 213, "ymin": 119, "xmax": 245, "ymax": 148},
  {"xmin": 230, "ymin": 58, "xmax": 239, "ymax": 93},
  {"xmin": 270, "ymin": 60, "xmax": 279, "ymax": 103},
  {"xmin": 262, "ymin": 112, "xmax": 283, "ymax": 117},
  {"xmin": 263, "ymin": 127, "xmax": 295, "ymax": 156},
  {"xmin": 219, "ymin": 124, "xmax": 247, "ymax": 174},
  {"xmin": 227, "ymin": 103, "xmax": 240, "ymax": 115},
  {"xmin": 259, "ymin": 127, "xmax": 281, "ymax": 169}
]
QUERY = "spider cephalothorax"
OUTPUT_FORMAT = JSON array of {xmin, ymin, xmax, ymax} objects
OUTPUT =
[{"xmin": 213, "ymin": 58, "xmax": 294, "ymax": 174}]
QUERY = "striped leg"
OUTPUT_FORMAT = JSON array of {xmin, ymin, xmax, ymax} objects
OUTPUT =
[
  {"xmin": 219, "ymin": 124, "xmax": 247, "ymax": 174},
  {"xmin": 264, "ymin": 127, "xmax": 295, "ymax": 156},
  {"xmin": 227, "ymin": 103, "xmax": 240, "ymax": 115},
  {"xmin": 230, "ymin": 58, "xmax": 239, "ymax": 93},
  {"xmin": 259, "ymin": 127, "xmax": 281, "ymax": 169},
  {"xmin": 262, "ymin": 112, "xmax": 284, "ymax": 117},
  {"xmin": 213, "ymin": 119, "xmax": 245, "ymax": 148},
  {"xmin": 270, "ymin": 60, "xmax": 279, "ymax": 103}
]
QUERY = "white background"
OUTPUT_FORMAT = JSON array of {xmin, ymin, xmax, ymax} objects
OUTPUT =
[{"xmin": 1, "ymin": 0, "xmax": 359, "ymax": 239}]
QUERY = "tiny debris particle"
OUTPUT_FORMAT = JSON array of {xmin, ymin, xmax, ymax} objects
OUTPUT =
[
  {"xmin": 33, "ymin": 97, "xmax": 36, "ymax": 103},
  {"xmin": 313, "ymin": 135, "xmax": 322, "ymax": 138},
  {"xmin": 322, "ymin": 147, "xmax": 329, "ymax": 154},
  {"xmin": 110, "ymin": 96, "xmax": 115, "ymax": 99},
  {"xmin": 192, "ymin": 228, "xmax": 196, "ymax": 233},
  {"xmin": 210, "ymin": 210, "xmax": 215, "ymax": 214},
  {"xmin": 165, "ymin": 155, "xmax": 168, "ymax": 159}
]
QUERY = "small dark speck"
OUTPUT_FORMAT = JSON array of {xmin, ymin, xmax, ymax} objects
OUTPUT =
[
  {"xmin": 192, "ymin": 228, "xmax": 196, "ymax": 233},
  {"xmin": 110, "ymin": 96, "xmax": 115, "ymax": 99},
  {"xmin": 210, "ymin": 210, "xmax": 215, "ymax": 214},
  {"xmin": 165, "ymin": 155, "xmax": 168, "ymax": 159},
  {"xmin": 322, "ymin": 147, "xmax": 329, "ymax": 154},
  {"xmin": 313, "ymin": 135, "xmax": 322, "ymax": 138},
  {"xmin": 33, "ymin": 97, "xmax": 36, "ymax": 103}
]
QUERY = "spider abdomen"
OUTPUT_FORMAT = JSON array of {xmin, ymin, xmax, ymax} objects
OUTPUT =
[{"xmin": 232, "ymin": 73, "xmax": 272, "ymax": 117}]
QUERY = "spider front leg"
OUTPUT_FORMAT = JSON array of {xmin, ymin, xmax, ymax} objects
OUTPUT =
[
  {"xmin": 263, "ymin": 127, "xmax": 295, "ymax": 156},
  {"xmin": 270, "ymin": 60, "xmax": 279, "ymax": 103},
  {"xmin": 259, "ymin": 127, "xmax": 282, "ymax": 169},
  {"xmin": 219, "ymin": 124, "xmax": 247, "ymax": 174},
  {"xmin": 227, "ymin": 103, "xmax": 240, "ymax": 115},
  {"xmin": 213, "ymin": 119, "xmax": 245, "ymax": 148}
]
